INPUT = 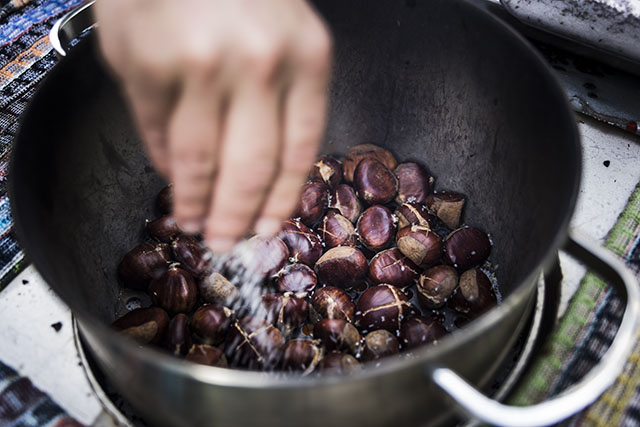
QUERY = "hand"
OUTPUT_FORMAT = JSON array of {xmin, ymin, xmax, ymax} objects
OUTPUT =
[{"xmin": 95, "ymin": 0, "xmax": 332, "ymax": 252}]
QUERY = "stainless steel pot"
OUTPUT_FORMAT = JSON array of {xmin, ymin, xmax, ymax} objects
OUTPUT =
[{"xmin": 10, "ymin": 1, "xmax": 639, "ymax": 426}]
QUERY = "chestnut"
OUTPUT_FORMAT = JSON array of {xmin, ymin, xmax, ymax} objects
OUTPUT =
[
  {"xmin": 198, "ymin": 272, "xmax": 238, "ymax": 305},
  {"xmin": 148, "ymin": 265, "xmax": 198, "ymax": 314},
  {"xmin": 394, "ymin": 202, "xmax": 434, "ymax": 229},
  {"xmin": 191, "ymin": 304, "xmax": 233, "ymax": 345},
  {"xmin": 276, "ymin": 263, "xmax": 317, "ymax": 296},
  {"xmin": 238, "ymin": 235, "xmax": 289, "ymax": 279},
  {"xmin": 399, "ymin": 316, "xmax": 447, "ymax": 350},
  {"xmin": 342, "ymin": 144, "xmax": 398, "ymax": 183},
  {"xmin": 309, "ymin": 156, "xmax": 342, "ymax": 187},
  {"xmin": 396, "ymin": 225, "xmax": 443, "ymax": 268},
  {"xmin": 118, "ymin": 242, "xmax": 171, "ymax": 291},
  {"xmin": 185, "ymin": 344, "xmax": 228, "ymax": 367},
  {"xmin": 313, "ymin": 318, "xmax": 362, "ymax": 355},
  {"xmin": 361, "ymin": 329, "xmax": 400, "ymax": 362},
  {"xmin": 262, "ymin": 292, "xmax": 308, "ymax": 332},
  {"xmin": 443, "ymin": 227, "xmax": 492, "ymax": 270},
  {"xmin": 355, "ymin": 284, "xmax": 413, "ymax": 333},
  {"xmin": 353, "ymin": 158, "xmax": 398, "ymax": 205},
  {"xmin": 156, "ymin": 184, "xmax": 173, "ymax": 215},
  {"xmin": 309, "ymin": 286, "xmax": 355, "ymax": 323},
  {"xmin": 330, "ymin": 184, "xmax": 362, "ymax": 223},
  {"xmin": 356, "ymin": 205, "xmax": 395, "ymax": 251},
  {"xmin": 426, "ymin": 192, "xmax": 466, "ymax": 229},
  {"xmin": 281, "ymin": 339, "xmax": 323, "ymax": 375},
  {"xmin": 112, "ymin": 306, "xmax": 169, "ymax": 345},
  {"xmin": 314, "ymin": 246, "xmax": 368, "ymax": 289},
  {"xmin": 225, "ymin": 317, "xmax": 285, "ymax": 369},
  {"xmin": 394, "ymin": 162, "xmax": 433, "ymax": 205},
  {"xmin": 165, "ymin": 313, "xmax": 192, "ymax": 356},
  {"xmin": 318, "ymin": 210, "xmax": 357, "ymax": 249},
  {"xmin": 417, "ymin": 265, "xmax": 459, "ymax": 309},
  {"xmin": 450, "ymin": 269, "xmax": 497, "ymax": 316},
  {"xmin": 278, "ymin": 219, "xmax": 323, "ymax": 267},
  {"xmin": 318, "ymin": 352, "xmax": 361, "ymax": 374},
  {"xmin": 295, "ymin": 181, "xmax": 329, "ymax": 226},
  {"xmin": 368, "ymin": 248, "xmax": 419, "ymax": 288},
  {"xmin": 146, "ymin": 215, "xmax": 182, "ymax": 243},
  {"xmin": 172, "ymin": 235, "xmax": 211, "ymax": 277}
]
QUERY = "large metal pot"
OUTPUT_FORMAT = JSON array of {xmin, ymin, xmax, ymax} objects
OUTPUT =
[{"xmin": 9, "ymin": 0, "xmax": 639, "ymax": 426}]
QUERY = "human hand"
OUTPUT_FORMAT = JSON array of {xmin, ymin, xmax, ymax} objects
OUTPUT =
[{"xmin": 95, "ymin": 0, "xmax": 332, "ymax": 252}]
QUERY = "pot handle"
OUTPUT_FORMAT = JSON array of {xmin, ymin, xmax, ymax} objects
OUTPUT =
[
  {"xmin": 50, "ymin": 0, "xmax": 96, "ymax": 57},
  {"xmin": 430, "ymin": 229, "xmax": 640, "ymax": 427}
]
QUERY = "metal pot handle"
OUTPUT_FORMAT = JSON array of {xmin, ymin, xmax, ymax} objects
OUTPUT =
[
  {"xmin": 50, "ymin": 0, "xmax": 96, "ymax": 57},
  {"xmin": 431, "ymin": 229, "xmax": 640, "ymax": 427}
]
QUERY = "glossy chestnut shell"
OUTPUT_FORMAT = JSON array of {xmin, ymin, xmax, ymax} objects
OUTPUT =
[
  {"xmin": 172, "ymin": 235, "xmax": 211, "ymax": 277},
  {"xmin": 353, "ymin": 158, "xmax": 398, "ymax": 205},
  {"xmin": 295, "ymin": 181, "xmax": 329, "ymax": 226},
  {"xmin": 355, "ymin": 284, "xmax": 413, "ymax": 333},
  {"xmin": 276, "ymin": 263, "xmax": 317, "ymax": 296},
  {"xmin": 443, "ymin": 227, "xmax": 492, "ymax": 270},
  {"xmin": 309, "ymin": 156, "xmax": 342, "ymax": 187},
  {"xmin": 165, "ymin": 313, "xmax": 192, "ymax": 356},
  {"xmin": 361, "ymin": 329, "xmax": 400, "ymax": 361},
  {"xmin": 394, "ymin": 202, "xmax": 434, "ymax": 229},
  {"xmin": 191, "ymin": 304, "xmax": 233, "ymax": 345},
  {"xmin": 313, "ymin": 318, "xmax": 361, "ymax": 355},
  {"xmin": 309, "ymin": 286, "xmax": 355, "ymax": 323},
  {"xmin": 368, "ymin": 248, "xmax": 419, "ymax": 288},
  {"xmin": 156, "ymin": 184, "xmax": 173, "ymax": 214},
  {"xmin": 450, "ymin": 269, "xmax": 497, "ymax": 316},
  {"xmin": 281, "ymin": 339, "xmax": 323, "ymax": 374},
  {"xmin": 329, "ymin": 184, "xmax": 362, "ymax": 223},
  {"xmin": 394, "ymin": 162, "xmax": 432, "ymax": 205},
  {"xmin": 185, "ymin": 344, "xmax": 228, "ymax": 367},
  {"xmin": 262, "ymin": 292, "xmax": 309, "ymax": 331},
  {"xmin": 146, "ymin": 215, "xmax": 182, "ymax": 243},
  {"xmin": 417, "ymin": 265, "xmax": 459, "ymax": 309},
  {"xmin": 314, "ymin": 246, "xmax": 368, "ymax": 289},
  {"xmin": 118, "ymin": 242, "xmax": 171, "ymax": 291},
  {"xmin": 396, "ymin": 225, "xmax": 443, "ymax": 268},
  {"xmin": 426, "ymin": 191, "xmax": 466, "ymax": 229},
  {"xmin": 148, "ymin": 266, "xmax": 198, "ymax": 314},
  {"xmin": 318, "ymin": 209, "xmax": 357, "ymax": 249},
  {"xmin": 278, "ymin": 219, "xmax": 323, "ymax": 267},
  {"xmin": 225, "ymin": 317, "xmax": 285, "ymax": 369},
  {"xmin": 318, "ymin": 352, "xmax": 361, "ymax": 374},
  {"xmin": 342, "ymin": 144, "xmax": 398, "ymax": 183},
  {"xmin": 399, "ymin": 316, "xmax": 448, "ymax": 350},
  {"xmin": 356, "ymin": 205, "xmax": 395, "ymax": 251},
  {"xmin": 112, "ymin": 306, "xmax": 169, "ymax": 345}
]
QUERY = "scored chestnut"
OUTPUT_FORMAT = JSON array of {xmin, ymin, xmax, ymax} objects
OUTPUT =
[
  {"xmin": 237, "ymin": 235, "xmax": 289, "ymax": 279},
  {"xmin": 368, "ymin": 248, "xmax": 419, "ymax": 288},
  {"xmin": 417, "ymin": 265, "xmax": 459, "ymax": 309},
  {"xmin": 309, "ymin": 286, "xmax": 355, "ymax": 324},
  {"xmin": 313, "ymin": 318, "xmax": 362, "ymax": 355},
  {"xmin": 146, "ymin": 215, "xmax": 182, "ymax": 243},
  {"xmin": 191, "ymin": 304, "xmax": 233, "ymax": 345},
  {"xmin": 185, "ymin": 344, "xmax": 228, "ymax": 367},
  {"xmin": 399, "ymin": 316, "xmax": 448, "ymax": 350},
  {"xmin": 276, "ymin": 263, "xmax": 317, "ymax": 296},
  {"xmin": 426, "ymin": 192, "xmax": 466, "ymax": 229},
  {"xmin": 225, "ymin": 317, "xmax": 285, "ymax": 369},
  {"xmin": 353, "ymin": 158, "xmax": 398, "ymax": 205},
  {"xmin": 394, "ymin": 162, "xmax": 433, "ymax": 205},
  {"xmin": 318, "ymin": 352, "xmax": 361, "ymax": 374},
  {"xmin": 112, "ymin": 306, "xmax": 169, "ymax": 345},
  {"xmin": 318, "ymin": 209, "xmax": 357, "ymax": 249},
  {"xmin": 156, "ymin": 184, "xmax": 173, "ymax": 214},
  {"xmin": 295, "ymin": 181, "xmax": 329, "ymax": 226},
  {"xmin": 450, "ymin": 269, "xmax": 497, "ymax": 316},
  {"xmin": 198, "ymin": 271, "xmax": 238, "ymax": 305},
  {"xmin": 278, "ymin": 219, "xmax": 323, "ymax": 267},
  {"xmin": 118, "ymin": 242, "xmax": 171, "ymax": 291},
  {"xmin": 172, "ymin": 235, "xmax": 211, "ymax": 277},
  {"xmin": 355, "ymin": 284, "xmax": 414, "ymax": 333},
  {"xmin": 330, "ymin": 184, "xmax": 362, "ymax": 223},
  {"xmin": 309, "ymin": 156, "xmax": 342, "ymax": 187},
  {"xmin": 281, "ymin": 339, "xmax": 323, "ymax": 375},
  {"xmin": 148, "ymin": 265, "xmax": 198, "ymax": 314},
  {"xmin": 443, "ymin": 227, "xmax": 492, "ymax": 270},
  {"xmin": 394, "ymin": 202, "xmax": 434, "ymax": 229},
  {"xmin": 356, "ymin": 205, "xmax": 395, "ymax": 251},
  {"xmin": 396, "ymin": 225, "xmax": 443, "ymax": 268},
  {"xmin": 342, "ymin": 144, "xmax": 398, "ymax": 183},
  {"xmin": 315, "ymin": 246, "xmax": 368, "ymax": 289},
  {"xmin": 361, "ymin": 329, "xmax": 400, "ymax": 362},
  {"xmin": 165, "ymin": 313, "xmax": 192, "ymax": 356},
  {"xmin": 262, "ymin": 292, "xmax": 308, "ymax": 333}
]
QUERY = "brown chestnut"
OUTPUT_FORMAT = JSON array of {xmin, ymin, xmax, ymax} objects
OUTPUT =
[
  {"xmin": 238, "ymin": 235, "xmax": 289, "ymax": 279},
  {"xmin": 165, "ymin": 313, "xmax": 192, "ymax": 356},
  {"xmin": 278, "ymin": 219, "xmax": 323, "ymax": 267},
  {"xmin": 262, "ymin": 292, "xmax": 308, "ymax": 332},
  {"xmin": 148, "ymin": 265, "xmax": 198, "ymax": 314},
  {"xmin": 118, "ymin": 242, "xmax": 171, "ymax": 291},
  {"xmin": 276, "ymin": 263, "xmax": 317, "ymax": 296},
  {"xmin": 281, "ymin": 339, "xmax": 323, "ymax": 375},
  {"xmin": 309, "ymin": 286, "xmax": 355, "ymax": 323},
  {"xmin": 172, "ymin": 235, "xmax": 211, "ymax": 277},
  {"xmin": 361, "ymin": 329, "xmax": 400, "ymax": 361},
  {"xmin": 295, "ymin": 181, "xmax": 329, "ymax": 226},
  {"xmin": 356, "ymin": 205, "xmax": 395, "ymax": 251},
  {"xmin": 309, "ymin": 156, "xmax": 342, "ymax": 187},
  {"xmin": 112, "ymin": 307, "xmax": 169, "ymax": 345},
  {"xmin": 353, "ymin": 158, "xmax": 398, "ymax": 205},
  {"xmin": 313, "ymin": 319, "xmax": 362, "ymax": 355},
  {"xmin": 185, "ymin": 344, "xmax": 228, "ymax": 367},
  {"xmin": 368, "ymin": 248, "xmax": 419, "ymax": 288},
  {"xmin": 314, "ymin": 246, "xmax": 368, "ymax": 289},
  {"xmin": 394, "ymin": 162, "xmax": 433, "ymax": 205},
  {"xmin": 443, "ymin": 227, "xmax": 492, "ymax": 270},
  {"xmin": 342, "ymin": 144, "xmax": 398, "ymax": 183},
  {"xmin": 198, "ymin": 272, "xmax": 238, "ymax": 305},
  {"xmin": 394, "ymin": 202, "xmax": 435, "ymax": 229},
  {"xmin": 329, "ymin": 184, "xmax": 362, "ymax": 223},
  {"xmin": 191, "ymin": 304, "xmax": 233, "ymax": 345},
  {"xmin": 225, "ymin": 317, "xmax": 285, "ymax": 369},
  {"xmin": 396, "ymin": 225, "xmax": 443, "ymax": 268},
  {"xmin": 318, "ymin": 210, "xmax": 357, "ymax": 249},
  {"xmin": 426, "ymin": 192, "xmax": 466, "ymax": 229},
  {"xmin": 146, "ymin": 215, "xmax": 182, "ymax": 243},
  {"xmin": 318, "ymin": 352, "xmax": 361, "ymax": 374},
  {"xmin": 355, "ymin": 284, "xmax": 414, "ymax": 333},
  {"xmin": 399, "ymin": 316, "xmax": 447, "ymax": 350},
  {"xmin": 417, "ymin": 265, "xmax": 459, "ymax": 309},
  {"xmin": 156, "ymin": 184, "xmax": 173, "ymax": 214},
  {"xmin": 450, "ymin": 269, "xmax": 497, "ymax": 316}
]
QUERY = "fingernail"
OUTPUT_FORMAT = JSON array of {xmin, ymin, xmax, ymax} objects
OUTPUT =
[
  {"xmin": 180, "ymin": 219, "xmax": 203, "ymax": 234},
  {"xmin": 207, "ymin": 237, "xmax": 237, "ymax": 253},
  {"xmin": 254, "ymin": 218, "xmax": 282, "ymax": 236}
]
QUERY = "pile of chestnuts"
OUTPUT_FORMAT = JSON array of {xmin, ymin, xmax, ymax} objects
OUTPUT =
[{"xmin": 112, "ymin": 143, "xmax": 498, "ymax": 375}]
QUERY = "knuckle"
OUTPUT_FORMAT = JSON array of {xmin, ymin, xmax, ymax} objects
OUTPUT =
[
  {"xmin": 181, "ymin": 46, "xmax": 223, "ymax": 79},
  {"xmin": 282, "ymin": 143, "xmax": 317, "ymax": 174},
  {"xmin": 298, "ymin": 26, "xmax": 332, "ymax": 73},
  {"xmin": 240, "ymin": 35, "xmax": 286, "ymax": 81}
]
